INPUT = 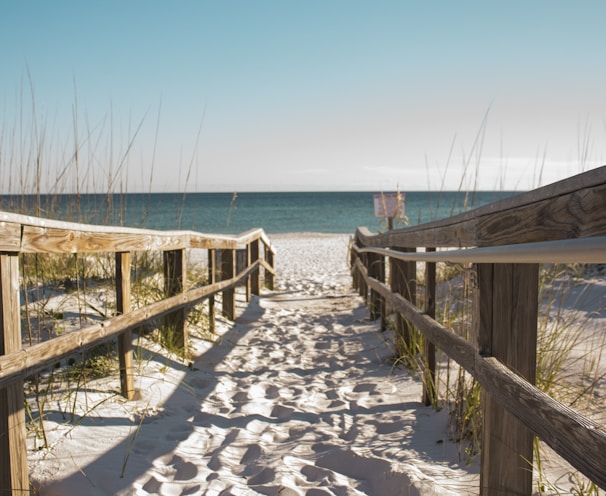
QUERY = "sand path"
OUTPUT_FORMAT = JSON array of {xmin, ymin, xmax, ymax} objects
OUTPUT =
[{"xmin": 30, "ymin": 235, "xmax": 477, "ymax": 495}]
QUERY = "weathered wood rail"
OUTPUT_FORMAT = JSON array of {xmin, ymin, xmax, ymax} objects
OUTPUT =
[
  {"xmin": 350, "ymin": 166, "xmax": 606, "ymax": 495},
  {"xmin": 0, "ymin": 212, "xmax": 275, "ymax": 495}
]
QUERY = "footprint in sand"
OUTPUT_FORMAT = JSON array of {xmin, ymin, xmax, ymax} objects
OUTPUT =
[
  {"xmin": 325, "ymin": 390, "xmax": 339, "ymax": 400},
  {"xmin": 270, "ymin": 404, "xmax": 294, "ymax": 420},
  {"xmin": 265, "ymin": 384, "xmax": 280, "ymax": 399},
  {"xmin": 301, "ymin": 464, "xmax": 335, "ymax": 483},
  {"xmin": 240, "ymin": 444, "xmax": 262, "ymax": 464},
  {"xmin": 181, "ymin": 485, "xmax": 202, "ymax": 495},
  {"xmin": 170, "ymin": 455, "xmax": 198, "ymax": 481},
  {"xmin": 231, "ymin": 391, "xmax": 249, "ymax": 403},
  {"xmin": 141, "ymin": 476, "xmax": 162, "ymax": 494},
  {"xmin": 352, "ymin": 383, "xmax": 377, "ymax": 393},
  {"xmin": 246, "ymin": 466, "xmax": 276, "ymax": 486}
]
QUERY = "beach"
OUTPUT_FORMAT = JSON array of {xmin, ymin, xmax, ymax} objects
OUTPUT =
[
  {"xmin": 25, "ymin": 233, "xmax": 606, "ymax": 495},
  {"xmin": 27, "ymin": 233, "xmax": 481, "ymax": 495}
]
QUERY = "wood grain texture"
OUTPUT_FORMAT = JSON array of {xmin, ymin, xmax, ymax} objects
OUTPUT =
[
  {"xmin": 355, "ymin": 165, "xmax": 606, "ymax": 249},
  {"xmin": 423, "ymin": 249, "xmax": 437, "ymax": 407},
  {"xmin": 475, "ymin": 184, "xmax": 606, "ymax": 246},
  {"xmin": 0, "ymin": 254, "xmax": 29, "ymax": 495},
  {"xmin": 0, "ymin": 211, "xmax": 272, "ymax": 254},
  {"xmin": 250, "ymin": 239, "xmax": 260, "ymax": 296},
  {"xmin": 163, "ymin": 250, "xmax": 187, "ymax": 352},
  {"xmin": 208, "ymin": 249, "xmax": 216, "ymax": 334},
  {"xmin": 389, "ymin": 248, "xmax": 416, "ymax": 353},
  {"xmin": 366, "ymin": 252, "xmax": 385, "ymax": 322},
  {"xmin": 221, "ymin": 249, "xmax": 236, "ymax": 321},
  {"xmin": 478, "ymin": 357, "xmax": 606, "ymax": 491},
  {"xmin": 478, "ymin": 263, "xmax": 539, "ymax": 496},
  {"xmin": 0, "ymin": 222, "xmax": 21, "ymax": 251},
  {"xmin": 116, "ymin": 252, "xmax": 135, "ymax": 400},
  {"xmin": 264, "ymin": 245, "xmax": 275, "ymax": 290}
]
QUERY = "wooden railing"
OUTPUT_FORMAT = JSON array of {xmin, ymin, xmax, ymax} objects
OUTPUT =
[
  {"xmin": 350, "ymin": 166, "xmax": 606, "ymax": 495},
  {"xmin": 0, "ymin": 212, "xmax": 275, "ymax": 495}
]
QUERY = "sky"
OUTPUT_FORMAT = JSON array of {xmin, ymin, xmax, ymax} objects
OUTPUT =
[{"xmin": 1, "ymin": 1, "xmax": 606, "ymax": 193}]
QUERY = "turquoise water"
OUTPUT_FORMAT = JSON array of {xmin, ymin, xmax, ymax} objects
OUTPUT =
[{"xmin": 1, "ymin": 191, "xmax": 516, "ymax": 234}]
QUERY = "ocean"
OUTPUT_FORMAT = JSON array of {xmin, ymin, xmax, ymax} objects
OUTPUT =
[{"xmin": 1, "ymin": 191, "xmax": 516, "ymax": 235}]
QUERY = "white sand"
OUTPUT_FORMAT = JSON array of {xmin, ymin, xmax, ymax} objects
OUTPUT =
[{"xmin": 26, "ymin": 234, "xmax": 604, "ymax": 495}]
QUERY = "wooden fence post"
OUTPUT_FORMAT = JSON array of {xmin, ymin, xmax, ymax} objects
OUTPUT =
[
  {"xmin": 163, "ymin": 249, "xmax": 187, "ymax": 353},
  {"xmin": 208, "ymin": 249, "xmax": 216, "ymax": 333},
  {"xmin": 367, "ymin": 251, "xmax": 385, "ymax": 324},
  {"xmin": 390, "ymin": 248, "xmax": 416, "ymax": 356},
  {"xmin": 0, "ymin": 253, "xmax": 29, "ymax": 495},
  {"xmin": 221, "ymin": 249, "xmax": 236, "ymax": 320},
  {"xmin": 235, "ymin": 249, "xmax": 248, "ymax": 302},
  {"xmin": 250, "ymin": 239, "xmax": 260, "ymax": 296},
  {"xmin": 264, "ymin": 244, "xmax": 274, "ymax": 291},
  {"xmin": 349, "ymin": 243, "xmax": 360, "ymax": 293},
  {"xmin": 116, "ymin": 252, "xmax": 134, "ymax": 400},
  {"xmin": 423, "ymin": 248, "xmax": 437, "ymax": 407},
  {"xmin": 358, "ymin": 251, "xmax": 368, "ymax": 300},
  {"xmin": 475, "ymin": 263, "xmax": 539, "ymax": 496}
]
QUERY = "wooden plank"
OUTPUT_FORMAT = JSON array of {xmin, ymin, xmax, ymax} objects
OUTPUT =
[
  {"xmin": 264, "ymin": 244, "xmax": 275, "ymax": 290},
  {"xmin": 349, "ymin": 243, "xmax": 359, "ymax": 292},
  {"xmin": 475, "ymin": 183, "xmax": 606, "ymax": 246},
  {"xmin": 354, "ymin": 166, "xmax": 606, "ymax": 249},
  {"xmin": 0, "ymin": 253, "xmax": 29, "ymax": 495},
  {"xmin": 477, "ymin": 263, "xmax": 538, "ymax": 495},
  {"xmin": 116, "ymin": 252, "xmax": 134, "ymax": 400},
  {"xmin": 221, "ymin": 249, "xmax": 236, "ymax": 320},
  {"xmin": 235, "ymin": 249, "xmax": 249, "ymax": 301},
  {"xmin": 423, "ymin": 248, "xmax": 437, "ymax": 407},
  {"xmin": 367, "ymin": 252, "xmax": 385, "ymax": 323},
  {"xmin": 389, "ymin": 248, "xmax": 416, "ymax": 354},
  {"xmin": 14, "ymin": 216, "xmax": 263, "ymax": 254},
  {"xmin": 21, "ymin": 226, "xmax": 186, "ymax": 253},
  {"xmin": 188, "ymin": 232, "xmax": 242, "ymax": 250},
  {"xmin": 357, "ymin": 250, "xmax": 368, "ymax": 300},
  {"xmin": 478, "ymin": 357, "xmax": 606, "ymax": 492},
  {"xmin": 250, "ymin": 239, "xmax": 260, "ymax": 296},
  {"xmin": 245, "ymin": 245, "xmax": 251, "ymax": 301},
  {"xmin": 0, "ymin": 222, "xmax": 21, "ymax": 251},
  {"xmin": 356, "ymin": 224, "xmax": 477, "ymax": 250},
  {"xmin": 208, "ymin": 249, "xmax": 216, "ymax": 334},
  {"xmin": 163, "ymin": 249, "xmax": 187, "ymax": 353}
]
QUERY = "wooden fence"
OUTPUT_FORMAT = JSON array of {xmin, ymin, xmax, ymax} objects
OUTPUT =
[
  {"xmin": 350, "ymin": 166, "xmax": 606, "ymax": 495},
  {"xmin": 0, "ymin": 212, "xmax": 275, "ymax": 495}
]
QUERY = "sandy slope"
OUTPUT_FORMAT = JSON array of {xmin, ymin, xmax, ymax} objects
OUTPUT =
[{"xmin": 28, "ymin": 234, "xmax": 479, "ymax": 495}]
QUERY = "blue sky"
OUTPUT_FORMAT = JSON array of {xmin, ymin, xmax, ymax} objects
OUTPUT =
[{"xmin": 1, "ymin": 1, "xmax": 605, "ymax": 193}]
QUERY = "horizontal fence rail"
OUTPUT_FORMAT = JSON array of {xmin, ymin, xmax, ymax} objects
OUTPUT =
[
  {"xmin": 0, "ymin": 262, "xmax": 261, "ymax": 389},
  {"xmin": 0, "ymin": 212, "xmax": 276, "ymax": 495},
  {"xmin": 356, "ymin": 261, "xmax": 606, "ymax": 489},
  {"xmin": 354, "ymin": 234, "xmax": 606, "ymax": 264},
  {"xmin": 350, "ymin": 166, "xmax": 606, "ymax": 495}
]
